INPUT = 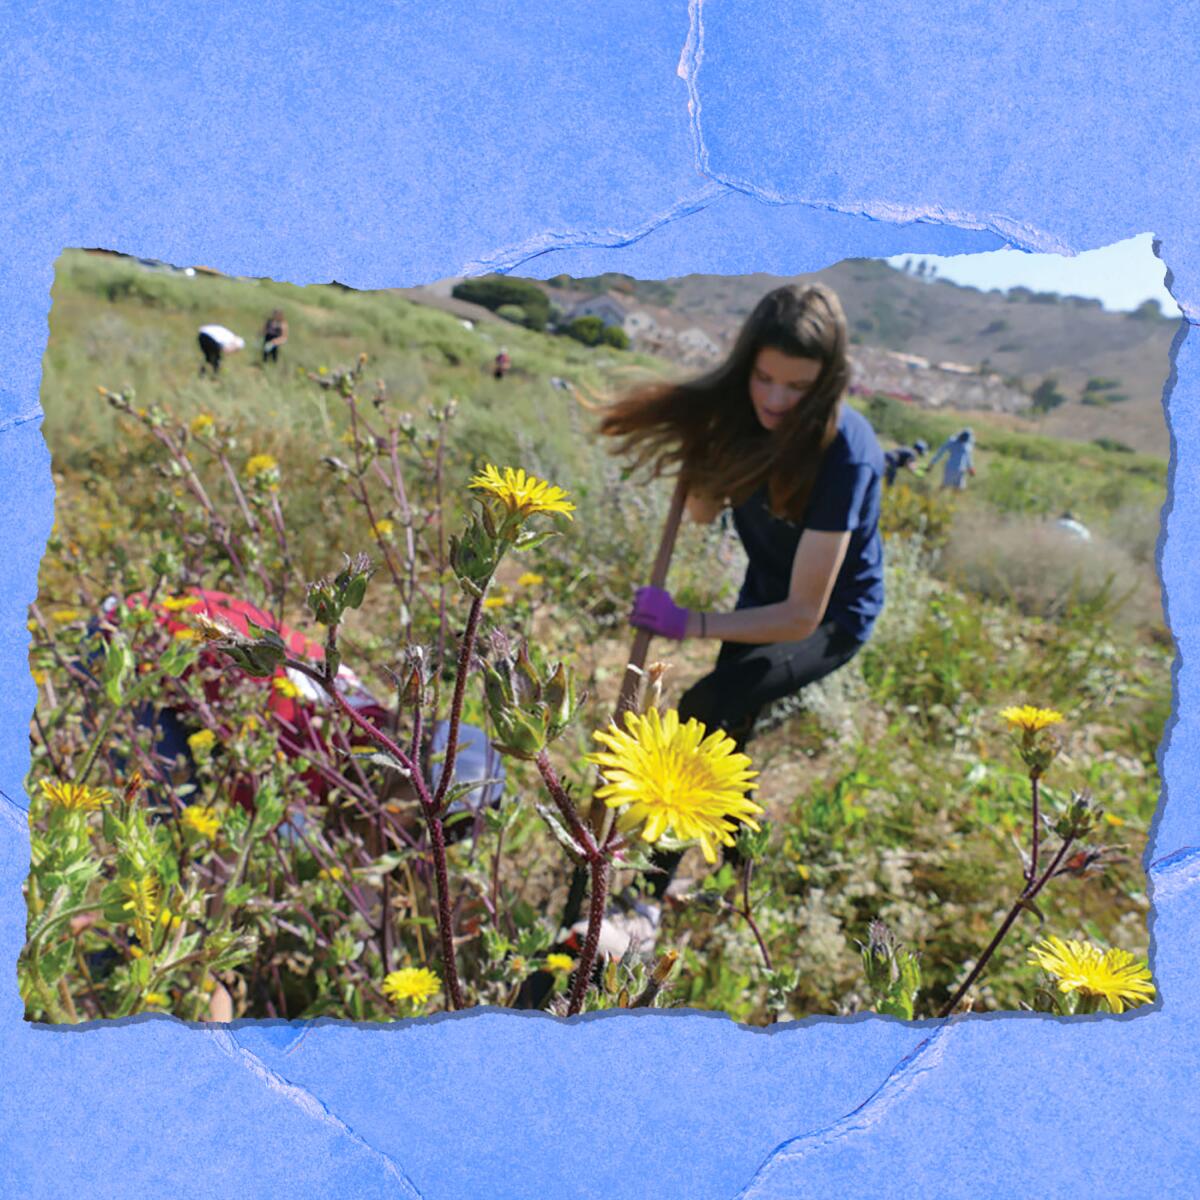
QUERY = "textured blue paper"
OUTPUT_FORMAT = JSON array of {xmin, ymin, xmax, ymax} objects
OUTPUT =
[{"xmin": 1, "ymin": 3, "xmax": 1196, "ymax": 1196}]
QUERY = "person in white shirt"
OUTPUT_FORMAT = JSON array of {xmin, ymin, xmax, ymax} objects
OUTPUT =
[{"xmin": 197, "ymin": 324, "xmax": 245, "ymax": 375}]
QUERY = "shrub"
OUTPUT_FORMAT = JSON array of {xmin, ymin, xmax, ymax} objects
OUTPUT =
[
  {"xmin": 602, "ymin": 325, "xmax": 630, "ymax": 350},
  {"xmin": 564, "ymin": 315, "xmax": 606, "ymax": 347},
  {"xmin": 452, "ymin": 277, "xmax": 550, "ymax": 330},
  {"xmin": 936, "ymin": 509, "xmax": 1152, "ymax": 624},
  {"xmin": 495, "ymin": 303, "xmax": 528, "ymax": 326}
]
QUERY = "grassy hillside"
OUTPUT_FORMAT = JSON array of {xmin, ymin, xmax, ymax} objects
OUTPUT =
[{"xmin": 25, "ymin": 249, "xmax": 1169, "ymax": 1023}]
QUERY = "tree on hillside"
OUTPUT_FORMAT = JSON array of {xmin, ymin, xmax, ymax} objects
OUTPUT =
[
  {"xmin": 452, "ymin": 276, "xmax": 551, "ymax": 330},
  {"xmin": 1031, "ymin": 377, "xmax": 1067, "ymax": 413},
  {"xmin": 1128, "ymin": 298, "xmax": 1164, "ymax": 321}
]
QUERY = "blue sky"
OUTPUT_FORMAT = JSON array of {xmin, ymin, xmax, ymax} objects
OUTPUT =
[{"xmin": 885, "ymin": 232, "xmax": 1179, "ymax": 314}]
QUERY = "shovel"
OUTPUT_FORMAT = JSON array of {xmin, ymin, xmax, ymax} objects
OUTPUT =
[{"xmin": 559, "ymin": 474, "xmax": 689, "ymax": 933}]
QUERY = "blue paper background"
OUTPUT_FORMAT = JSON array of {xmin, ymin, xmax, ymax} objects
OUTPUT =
[{"xmin": 2, "ymin": 3, "xmax": 1197, "ymax": 1195}]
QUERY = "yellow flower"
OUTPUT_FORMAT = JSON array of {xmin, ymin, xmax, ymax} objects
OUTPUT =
[
  {"xmin": 1001, "ymin": 705, "xmax": 1064, "ymax": 733},
  {"xmin": 181, "ymin": 805, "xmax": 221, "ymax": 839},
  {"xmin": 187, "ymin": 729, "xmax": 216, "ymax": 755},
  {"xmin": 245, "ymin": 453, "xmax": 279, "ymax": 479},
  {"xmin": 1028, "ymin": 936, "xmax": 1156, "ymax": 1014},
  {"xmin": 161, "ymin": 594, "xmax": 201, "ymax": 612},
  {"xmin": 516, "ymin": 572, "xmax": 544, "ymax": 588},
  {"xmin": 190, "ymin": 413, "xmax": 215, "ymax": 437},
  {"xmin": 482, "ymin": 593, "xmax": 508, "ymax": 610},
  {"xmin": 173, "ymin": 627, "xmax": 200, "ymax": 641},
  {"xmin": 50, "ymin": 609, "xmax": 81, "ymax": 623},
  {"xmin": 318, "ymin": 866, "xmax": 345, "ymax": 882},
  {"xmin": 587, "ymin": 707, "xmax": 762, "ymax": 864},
  {"xmin": 382, "ymin": 967, "xmax": 441, "ymax": 1006},
  {"xmin": 545, "ymin": 953, "xmax": 576, "ymax": 974},
  {"xmin": 143, "ymin": 992, "xmax": 169, "ymax": 1007},
  {"xmin": 31, "ymin": 669, "xmax": 46, "ymax": 686},
  {"xmin": 468, "ymin": 464, "xmax": 575, "ymax": 520},
  {"xmin": 158, "ymin": 908, "xmax": 182, "ymax": 931},
  {"xmin": 1104, "ymin": 813, "xmax": 1126, "ymax": 827},
  {"xmin": 38, "ymin": 778, "xmax": 111, "ymax": 811},
  {"xmin": 122, "ymin": 875, "xmax": 160, "ymax": 924},
  {"xmin": 371, "ymin": 519, "xmax": 394, "ymax": 539},
  {"xmin": 272, "ymin": 676, "xmax": 301, "ymax": 698}
]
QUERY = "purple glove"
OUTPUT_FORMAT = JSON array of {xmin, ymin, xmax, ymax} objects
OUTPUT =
[{"xmin": 630, "ymin": 586, "xmax": 689, "ymax": 640}]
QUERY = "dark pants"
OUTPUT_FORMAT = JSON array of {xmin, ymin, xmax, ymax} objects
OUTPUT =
[
  {"xmin": 198, "ymin": 332, "xmax": 223, "ymax": 374},
  {"xmin": 647, "ymin": 618, "xmax": 864, "ymax": 898},
  {"xmin": 263, "ymin": 342, "xmax": 280, "ymax": 363}
]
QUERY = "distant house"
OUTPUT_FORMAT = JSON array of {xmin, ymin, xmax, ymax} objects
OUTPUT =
[
  {"xmin": 623, "ymin": 309, "xmax": 659, "ymax": 340},
  {"xmin": 565, "ymin": 292, "xmax": 629, "ymax": 328},
  {"xmin": 935, "ymin": 360, "xmax": 977, "ymax": 375},
  {"xmin": 677, "ymin": 326, "xmax": 721, "ymax": 361}
]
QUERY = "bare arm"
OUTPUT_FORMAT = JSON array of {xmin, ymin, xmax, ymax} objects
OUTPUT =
[
  {"xmin": 685, "ymin": 528, "xmax": 852, "ymax": 644},
  {"xmin": 686, "ymin": 490, "xmax": 726, "ymax": 524}
]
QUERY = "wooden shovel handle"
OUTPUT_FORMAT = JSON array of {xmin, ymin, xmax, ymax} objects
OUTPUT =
[{"xmin": 615, "ymin": 474, "xmax": 689, "ymax": 717}]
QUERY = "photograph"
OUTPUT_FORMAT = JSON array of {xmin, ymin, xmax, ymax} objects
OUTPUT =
[{"xmin": 22, "ymin": 240, "xmax": 1173, "ymax": 1024}]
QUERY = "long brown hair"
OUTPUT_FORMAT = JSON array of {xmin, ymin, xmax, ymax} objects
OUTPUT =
[{"xmin": 598, "ymin": 283, "xmax": 849, "ymax": 520}]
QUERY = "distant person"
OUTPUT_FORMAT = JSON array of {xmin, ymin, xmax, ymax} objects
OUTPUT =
[
  {"xmin": 929, "ymin": 428, "xmax": 976, "ymax": 489},
  {"xmin": 493, "ymin": 347, "xmax": 511, "ymax": 380},
  {"xmin": 197, "ymin": 324, "xmax": 245, "ymax": 376},
  {"xmin": 261, "ymin": 309, "xmax": 288, "ymax": 364},
  {"xmin": 883, "ymin": 438, "xmax": 928, "ymax": 486},
  {"xmin": 1056, "ymin": 511, "xmax": 1092, "ymax": 542}
]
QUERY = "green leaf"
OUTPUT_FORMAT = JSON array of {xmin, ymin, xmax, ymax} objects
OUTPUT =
[{"xmin": 39, "ymin": 940, "xmax": 76, "ymax": 986}]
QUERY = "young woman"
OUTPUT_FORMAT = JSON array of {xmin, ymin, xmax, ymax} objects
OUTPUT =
[{"xmin": 600, "ymin": 283, "xmax": 885, "ymax": 893}]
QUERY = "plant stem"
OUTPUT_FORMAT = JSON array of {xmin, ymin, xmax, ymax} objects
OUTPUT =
[
  {"xmin": 567, "ymin": 853, "xmax": 609, "ymax": 1017},
  {"xmin": 432, "ymin": 593, "xmax": 484, "ymax": 812},
  {"xmin": 425, "ymin": 807, "xmax": 465, "ymax": 1009},
  {"xmin": 938, "ymin": 833, "xmax": 1076, "ymax": 1018},
  {"xmin": 1028, "ymin": 773, "xmax": 1041, "ymax": 885},
  {"xmin": 738, "ymin": 860, "xmax": 773, "ymax": 972}
]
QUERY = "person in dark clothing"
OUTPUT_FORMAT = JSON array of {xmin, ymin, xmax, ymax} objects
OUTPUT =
[
  {"xmin": 261, "ymin": 309, "xmax": 288, "ymax": 363},
  {"xmin": 197, "ymin": 324, "xmax": 245, "ymax": 376},
  {"xmin": 600, "ymin": 283, "xmax": 886, "ymax": 901},
  {"xmin": 884, "ymin": 438, "xmax": 928, "ymax": 485},
  {"xmin": 493, "ymin": 347, "xmax": 511, "ymax": 379}
]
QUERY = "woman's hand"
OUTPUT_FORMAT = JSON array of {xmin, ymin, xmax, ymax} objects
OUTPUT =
[{"xmin": 630, "ymin": 586, "xmax": 690, "ymax": 640}]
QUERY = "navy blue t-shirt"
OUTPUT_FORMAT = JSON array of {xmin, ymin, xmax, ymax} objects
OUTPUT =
[{"xmin": 730, "ymin": 405, "xmax": 885, "ymax": 643}]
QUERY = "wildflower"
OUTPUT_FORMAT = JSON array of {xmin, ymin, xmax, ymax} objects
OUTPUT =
[
  {"xmin": 245, "ymin": 453, "xmax": 279, "ymax": 479},
  {"xmin": 181, "ymin": 805, "xmax": 221, "ymax": 839},
  {"xmin": 31, "ymin": 669, "xmax": 46, "ymax": 686},
  {"xmin": 50, "ymin": 609, "xmax": 81, "ymax": 623},
  {"xmin": 189, "ymin": 413, "xmax": 215, "ymax": 437},
  {"xmin": 371, "ymin": 519, "xmax": 394, "ymax": 539},
  {"xmin": 158, "ymin": 908, "xmax": 182, "ymax": 931},
  {"xmin": 1001, "ymin": 705, "xmax": 1064, "ymax": 733},
  {"xmin": 382, "ymin": 967, "xmax": 441, "ymax": 1006},
  {"xmin": 172, "ymin": 627, "xmax": 200, "ymax": 641},
  {"xmin": 546, "ymin": 953, "xmax": 576, "ymax": 974},
  {"xmin": 187, "ymin": 729, "xmax": 216, "ymax": 755},
  {"xmin": 516, "ymin": 572, "xmax": 544, "ymax": 588},
  {"xmin": 1104, "ymin": 813, "xmax": 1126, "ymax": 827},
  {"xmin": 38, "ymin": 778, "xmax": 110, "ymax": 811},
  {"xmin": 143, "ymin": 992, "xmax": 169, "ymax": 1007},
  {"xmin": 318, "ymin": 866, "xmax": 345, "ymax": 882},
  {"xmin": 160, "ymin": 594, "xmax": 201, "ymax": 612},
  {"xmin": 483, "ymin": 593, "xmax": 508, "ymax": 610},
  {"xmin": 587, "ymin": 707, "xmax": 762, "ymax": 864},
  {"xmin": 122, "ymin": 875, "xmax": 160, "ymax": 926},
  {"xmin": 272, "ymin": 676, "xmax": 301, "ymax": 698},
  {"xmin": 468, "ymin": 464, "xmax": 575, "ymax": 521},
  {"xmin": 1028, "ymin": 936, "xmax": 1155, "ymax": 1014}
]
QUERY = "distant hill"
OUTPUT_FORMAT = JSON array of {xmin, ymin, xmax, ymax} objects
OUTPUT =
[{"xmin": 532, "ymin": 260, "xmax": 1177, "ymax": 457}]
